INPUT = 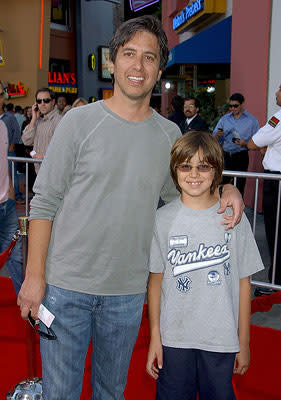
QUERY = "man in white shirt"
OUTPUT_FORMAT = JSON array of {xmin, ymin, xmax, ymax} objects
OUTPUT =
[{"xmin": 238, "ymin": 84, "xmax": 281, "ymax": 287}]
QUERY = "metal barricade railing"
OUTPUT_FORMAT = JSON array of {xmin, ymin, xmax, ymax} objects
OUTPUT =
[
  {"xmin": 8, "ymin": 156, "xmax": 43, "ymax": 216},
  {"xmin": 8, "ymin": 157, "xmax": 281, "ymax": 291}
]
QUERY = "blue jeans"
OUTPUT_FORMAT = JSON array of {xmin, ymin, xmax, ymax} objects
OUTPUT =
[
  {"xmin": 40, "ymin": 284, "xmax": 145, "ymax": 400},
  {"xmin": 0, "ymin": 198, "xmax": 23, "ymax": 293}
]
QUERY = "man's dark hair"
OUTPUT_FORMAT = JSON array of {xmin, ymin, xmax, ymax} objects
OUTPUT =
[
  {"xmin": 171, "ymin": 95, "xmax": 184, "ymax": 112},
  {"xmin": 6, "ymin": 103, "xmax": 14, "ymax": 112},
  {"xmin": 56, "ymin": 93, "xmax": 68, "ymax": 101},
  {"xmin": 35, "ymin": 87, "xmax": 55, "ymax": 100},
  {"xmin": 109, "ymin": 15, "xmax": 168, "ymax": 71},
  {"xmin": 15, "ymin": 105, "xmax": 23, "ymax": 113},
  {"xmin": 184, "ymin": 96, "xmax": 200, "ymax": 109},
  {"xmin": 229, "ymin": 93, "xmax": 245, "ymax": 104}
]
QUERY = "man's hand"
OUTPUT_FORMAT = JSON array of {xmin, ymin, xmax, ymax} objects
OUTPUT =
[
  {"xmin": 17, "ymin": 272, "xmax": 46, "ymax": 320},
  {"xmin": 217, "ymin": 184, "xmax": 244, "ymax": 229},
  {"xmin": 235, "ymin": 139, "xmax": 248, "ymax": 147},
  {"xmin": 146, "ymin": 336, "xmax": 163, "ymax": 380},
  {"xmin": 216, "ymin": 128, "xmax": 224, "ymax": 138},
  {"xmin": 32, "ymin": 153, "xmax": 44, "ymax": 159},
  {"xmin": 31, "ymin": 103, "xmax": 41, "ymax": 122},
  {"xmin": 233, "ymin": 344, "xmax": 250, "ymax": 375}
]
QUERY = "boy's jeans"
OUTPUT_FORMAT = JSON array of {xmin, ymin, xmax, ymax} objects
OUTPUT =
[
  {"xmin": 40, "ymin": 284, "xmax": 145, "ymax": 400},
  {"xmin": 0, "ymin": 198, "xmax": 23, "ymax": 293}
]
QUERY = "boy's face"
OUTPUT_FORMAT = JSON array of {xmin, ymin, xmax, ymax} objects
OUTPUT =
[{"xmin": 176, "ymin": 150, "xmax": 215, "ymax": 204}]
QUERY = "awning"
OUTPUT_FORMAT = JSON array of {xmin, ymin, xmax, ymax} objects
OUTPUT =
[{"xmin": 166, "ymin": 16, "xmax": 232, "ymax": 68}]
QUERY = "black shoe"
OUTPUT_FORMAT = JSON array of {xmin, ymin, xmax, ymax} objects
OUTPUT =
[{"xmin": 254, "ymin": 287, "xmax": 275, "ymax": 297}]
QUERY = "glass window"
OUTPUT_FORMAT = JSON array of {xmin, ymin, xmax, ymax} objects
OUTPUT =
[{"xmin": 51, "ymin": 0, "xmax": 70, "ymax": 30}]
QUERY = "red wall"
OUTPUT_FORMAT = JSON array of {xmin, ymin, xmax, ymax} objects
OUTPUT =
[
  {"xmin": 230, "ymin": 0, "xmax": 272, "ymax": 125},
  {"xmin": 162, "ymin": 0, "xmax": 186, "ymax": 49}
]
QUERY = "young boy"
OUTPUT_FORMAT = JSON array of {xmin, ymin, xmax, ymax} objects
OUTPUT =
[{"xmin": 146, "ymin": 131, "xmax": 264, "ymax": 400}]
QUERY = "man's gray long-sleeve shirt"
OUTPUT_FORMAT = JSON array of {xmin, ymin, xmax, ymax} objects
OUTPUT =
[{"xmin": 30, "ymin": 101, "xmax": 181, "ymax": 295}]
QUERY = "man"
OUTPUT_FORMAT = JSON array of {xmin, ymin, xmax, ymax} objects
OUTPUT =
[
  {"xmin": 0, "ymin": 103, "xmax": 23, "ymax": 294},
  {"xmin": 14, "ymin": 105, "xmax": 26, "ymax": 131},
  {"xmin": 213, "ymin": 93, "xmax": 259, "ymax": 195},
  {"xmin": 17, "ymin": 16, "xmax": 243, "ymax": 400},
  {"xmin": 168, "ymin": 95, "xmax": 185, "ymax": 128},
  {"xmin": 56, "ymin": 93, "xmax": 68, "ymax": 115},
  {"xmin": 179, "ymin": 96, "xmax": 208, "ymax": 134},
  {"xmin": 22, "ymin": 88, "xmax": 61, "ymax": 173},
  {"xmin": 0, "ymin": 84, "xmax": 24, "ymax": 204},
  {"xmin": 237, "ymin": 84, "xmax": 281, "ymax": 288}
]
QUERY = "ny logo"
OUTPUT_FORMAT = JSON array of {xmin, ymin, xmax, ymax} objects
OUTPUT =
[
  {"xmin": 176, "ymin": 276, "xmax": 191, "ymax": 293},
  {"xmin": 224, "ymin": 262, "xmax": 231, "ymax": 275}
]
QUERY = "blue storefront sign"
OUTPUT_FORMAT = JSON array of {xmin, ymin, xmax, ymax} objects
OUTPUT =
[{"xmin": 173, "ymin": 0, "xmax": 204, "ymax": 30}]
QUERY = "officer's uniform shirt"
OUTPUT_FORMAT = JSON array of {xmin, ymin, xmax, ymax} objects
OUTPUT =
[{"xmin": 252, "ymin": 109, "xmax": 281, "ymax": 172}]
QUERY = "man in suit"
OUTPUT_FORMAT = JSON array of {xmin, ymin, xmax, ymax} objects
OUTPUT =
[{"xmin": 180, "ymin": 96, "xmax": 208, "ymax": 134}]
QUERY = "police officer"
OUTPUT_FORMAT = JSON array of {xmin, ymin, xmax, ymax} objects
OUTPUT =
[{"xmin": 237, "ymin": 84, "xmax": 281, "ymax": 289}]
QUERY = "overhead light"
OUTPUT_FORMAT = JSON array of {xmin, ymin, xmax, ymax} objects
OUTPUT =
[{"xmin": 165, "ymin": 82, "xmax": 171, "ymax": 90}]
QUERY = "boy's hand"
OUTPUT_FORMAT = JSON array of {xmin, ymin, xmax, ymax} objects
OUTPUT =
[
  {"xmin": 146, "ymin": 337, "xmax": 163, "ymax": 380},
  {"xmin": 233, "ymin": 344, "xmax": 250, "ymax": 375},
  {"xmin": 217, "ymin": 184, "xmax": 244, "ymax": 230}
]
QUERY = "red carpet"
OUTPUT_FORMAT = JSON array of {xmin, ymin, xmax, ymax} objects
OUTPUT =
[{"xmin": 1, "ymin": 276, "xmax": 280, "ymax": 399}]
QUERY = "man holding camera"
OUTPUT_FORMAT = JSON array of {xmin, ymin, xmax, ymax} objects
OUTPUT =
[
  {"xmin": 213, "ymin": 93, "xmax": 259, "ymax": 195},
  {"xmin": 22, "ymin": 88, "xmax": 61, "ymax": 173}
]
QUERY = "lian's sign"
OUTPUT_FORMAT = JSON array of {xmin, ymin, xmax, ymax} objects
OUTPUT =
[{"xmin": 48, "ymin": 72, "xmax": 77, "ymax": 94}]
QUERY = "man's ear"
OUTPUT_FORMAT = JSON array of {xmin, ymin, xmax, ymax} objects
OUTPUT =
[{"xmin": 110, "ymin": 61, "xmax": 114, "ymax": 75}]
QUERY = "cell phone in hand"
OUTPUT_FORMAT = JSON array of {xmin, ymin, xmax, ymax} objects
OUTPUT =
[{"xmin": 35, "ymin": 105, "xmax": 39, "ymax": 112}]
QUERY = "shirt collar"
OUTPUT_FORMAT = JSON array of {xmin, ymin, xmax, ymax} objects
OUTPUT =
[
  {"xmin": 40, "ymin": 107, "xmax": 59, "ymax": 121},
  {"xmin": 186, "ymin": 114, "xmax": 198, "ymax": 124}
]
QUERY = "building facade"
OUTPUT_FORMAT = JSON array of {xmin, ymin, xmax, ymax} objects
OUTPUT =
[{"xmin": 0, "ymin": 0, "xmax": 122, "ymax": 107}]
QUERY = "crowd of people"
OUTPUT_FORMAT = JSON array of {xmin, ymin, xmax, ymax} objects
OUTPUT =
[{"xmin": 0, "ymin": 14, "xmax": 280, "ymax": 400}]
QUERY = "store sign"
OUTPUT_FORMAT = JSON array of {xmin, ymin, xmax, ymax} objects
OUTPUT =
[
  {"xmin": 129, "ymin": 0, "xmax": 159, "ymax": 12},
  {"xmin": 48, "ymin": 86, "xmax": 78, "ymax": 94},
  {"xmin": 48, "ymin": 72, "xmax": 76, "ymax": 85},
  {"xmin": 48, "ymin": 72, "xmax": 77, "ymax": 94},
  {"xmin": 173, "ymin": 0, "xmax": 204, "ymax": 30},
  {"xmin": 8, "ymin": 82, "xmax": 28, "ymax": 98}
]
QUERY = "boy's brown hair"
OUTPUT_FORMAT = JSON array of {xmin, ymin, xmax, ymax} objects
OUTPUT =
[{"xmin": 170, "ymin": 130, "xmax": 224, "ymax": 194}]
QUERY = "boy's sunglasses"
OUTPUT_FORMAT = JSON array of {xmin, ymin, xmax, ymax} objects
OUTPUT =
[
  {"xmin": 176, "ymin": 164, "xmax": 214, "ymax": 173},
  {"xmin": 28, "ymin": 312, "xmax": 57, "ymax": 340},
  {"xmin": 36, "ymin": 98, "xmax": 52, "ymax": 104},
  {"xmin": 229, "ymin": 104, "xmax": 240, "ymax": 109}
]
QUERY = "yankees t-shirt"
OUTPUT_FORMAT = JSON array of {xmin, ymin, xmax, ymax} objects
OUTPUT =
[{"xmin": 149, "ymin": 198, "xmax": 264, "ymax": 353}]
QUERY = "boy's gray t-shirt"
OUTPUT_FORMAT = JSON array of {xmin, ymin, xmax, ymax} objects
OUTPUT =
[
  {"xmin": 29, "ymin": 101, "xmax": 181, "ymax": 295},
  {"xmin": 149, "ymin": 198, "xmax": 264, "ymax": 353}
]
